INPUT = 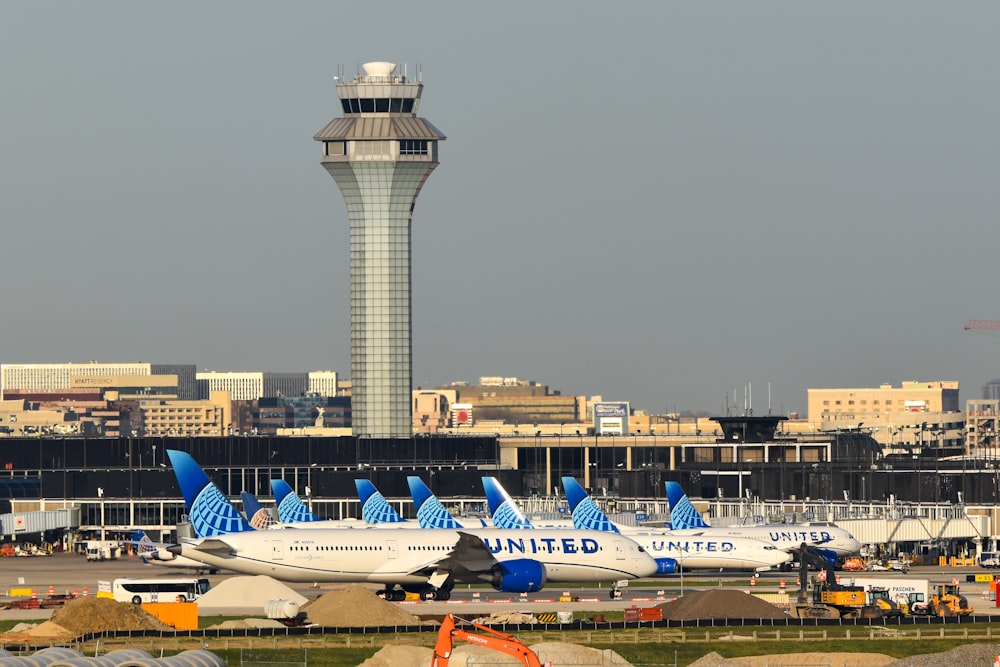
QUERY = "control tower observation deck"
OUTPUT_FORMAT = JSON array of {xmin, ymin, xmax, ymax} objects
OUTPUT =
[{"xmin": 314, "ymin": 62, "xmax": 446, "ymax": 438}]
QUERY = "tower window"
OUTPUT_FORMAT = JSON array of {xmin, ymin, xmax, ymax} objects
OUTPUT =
[
  {"xmin": 400, "ymin": 140, "xmax": 428, "ymax": 155},
  {"xmin": 341, "ymin": 98, "xmax": 415, "ymax": 114}
]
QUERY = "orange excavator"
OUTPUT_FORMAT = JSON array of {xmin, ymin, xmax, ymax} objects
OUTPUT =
[{"xmin": 431, "ymin": 613, "xmax": 552, "ymax": 667}]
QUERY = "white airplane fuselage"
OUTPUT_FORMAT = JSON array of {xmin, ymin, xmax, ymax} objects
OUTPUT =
[
  {"xmin": 668, "ymin": 525, "xmax": 862, "ymax": 557},
  {"xmin": 177, "ymin": 527, "xmax": 658, "ymax": 585},
  {"xmin": 623, "ymin": 530, "xmax": 792, "ymax": 571}
]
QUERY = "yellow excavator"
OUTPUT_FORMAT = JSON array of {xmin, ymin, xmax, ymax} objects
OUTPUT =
[
  {"xmin": 788, "ymin": 544, "xmax": 870, "ymax": 620},
  {"xmin": 866, "ymin": 586, "xmax": 906, "ymax": 617}
]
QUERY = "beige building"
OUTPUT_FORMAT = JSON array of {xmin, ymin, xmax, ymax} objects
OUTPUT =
[
  {"xmin": 139, "ymin": 391, "xmax": 231, "ymax": 437},
  {"xmin": 1, "ymin": 362, "xmax": 196, "ymax": 399},
  {"xmin": 966, "ymin": 399, "xmax": 1000, "ymax": 458},
  {"xmin": 807, "ymin": 381, "xmax": 964, "ymax": 455}
]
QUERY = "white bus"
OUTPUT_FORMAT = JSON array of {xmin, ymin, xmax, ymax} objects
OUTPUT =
[{"xmin": 112, "ymin": 577, "xmax": 210, "ymax": 605}]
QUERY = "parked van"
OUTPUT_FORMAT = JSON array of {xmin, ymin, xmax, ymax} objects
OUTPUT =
[{"xmin": 977, "ymin": 552, "xmax": 1000, "ymax": 568}]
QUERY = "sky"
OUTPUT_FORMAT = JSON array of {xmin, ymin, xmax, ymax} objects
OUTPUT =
[{"xmin": 2, "ymin": 2, "xmax": 1000, "ymax": 418}]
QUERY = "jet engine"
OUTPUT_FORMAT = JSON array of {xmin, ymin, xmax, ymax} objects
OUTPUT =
[
  {"xmin": 654, "ymin": 558, "xmax": 678, "ymax": 574},
  {"xmin": 489, "ymin": 558, "xmax": 547, "ymax": 593}
]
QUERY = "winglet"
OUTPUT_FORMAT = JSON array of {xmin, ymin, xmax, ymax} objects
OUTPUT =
[
  {"xmin": 270, "ymin": 480, "xmax": 322, "ymax": 523},
  {"xmin": 665, "ymin": 481, "xmax": 711, "ymax": 529},
  {"xmin": 241, "ymin": 492, "xmax": 278, "ymax": 528},
  {"xmin": 355, "ymin": 479, "xmax": 407, "ymax": 523},
  {"xmin": 561, "ymin": 476, "xmax": 619, "ymax": 532},
  {"xmin": 482, "ymin": 477, "xmax": 534, "ymax": 529},
  {"xmin": 407, "ymin": 476, "xmax": 463, "ymax": 529},
  {"xmin": 166, "ymin": 450, "xmax": 254, "ymax": 536}
]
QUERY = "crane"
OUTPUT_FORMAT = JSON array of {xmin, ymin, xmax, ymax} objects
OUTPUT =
[
  {"xmin": 430, "ymin": 613, "xmax": 551, "ymax": 667},
  {"xmin": 964, "ymin": 320, "xmax": 1000, "ymax": 331}
]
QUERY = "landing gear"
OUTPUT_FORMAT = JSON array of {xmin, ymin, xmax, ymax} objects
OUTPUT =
[
  {"xmin": 420, "ymin": 588, "xmax": 451, "ymax": 601},
  {"xmin": 375, "ymin": 587, "xmax": 407, "ymax": 602}
]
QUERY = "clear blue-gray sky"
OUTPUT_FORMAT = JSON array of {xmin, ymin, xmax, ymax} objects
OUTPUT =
[{"xmin": 3, "ymin": 2, "xmax": 999, "ymax": 417}]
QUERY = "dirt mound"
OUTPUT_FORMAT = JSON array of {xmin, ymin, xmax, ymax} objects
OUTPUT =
[
  {"xmin": 357, "ymin": 643, "xmax": 633, "ymax": 667},
  {"xmin": 657, "ymin": 589, "xmax": 787, "ymax": 620},
  {"xmin": 690, "ymin": 653, "xmax": 894, "ymax": 667},
  {"xmin": 301, "ymin": 585, "xmax": 426, "ymax": 627},
  {"xmin": 24, "ymin": 621, "xmax": 74, "ymax": 640},
  {"xmin": 49, "ymin": 597, "xmax": 173, "ymax": 635}
]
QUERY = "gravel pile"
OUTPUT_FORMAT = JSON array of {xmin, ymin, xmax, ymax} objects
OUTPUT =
[
  {"xmin": 301, "ymin": 585, "xmax": 426, "ymax": 627},
  {"xmin": 887, "ymin": 643, "xmax": 1000, "ymax": 666},
  {"xmin": 197, "ymin": 575, "xmax": 307, "ymax": 609},
  {"xmin": 658, "ymin": 589, "xmax": 788, "ymax": 620}
]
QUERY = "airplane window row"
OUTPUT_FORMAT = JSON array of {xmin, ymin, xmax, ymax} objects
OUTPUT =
[{"xmin": 289, "ymin": 545, "xmax": 383, "ymax": 551}]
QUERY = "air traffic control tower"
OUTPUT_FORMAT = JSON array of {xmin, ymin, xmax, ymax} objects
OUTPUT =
[{"xmin": 314, "ymin": 62, "xmax": 445, "ymax": 438}]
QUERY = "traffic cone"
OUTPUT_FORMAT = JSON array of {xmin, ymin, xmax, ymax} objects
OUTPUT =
[
  {"xmin": 779, "ymin": 579, "xmax": 787, "ymax": 592},
  {"xmin": 30, "ymin": 590, "xmax": 37, "ymax": 600},
  {"xmin": 48, "ymin": 586, "xmax": 54, "ymax": 597},
  {"xmin": 72, "ymin": 589, "xmax": 78, "ymax": 598},
  {"xmin": 82, "ymin": 586, "xmax": 88, "ymax": 597},
  {"xmin": 750, "ymin": 576, "xmax": 756, "ymax": 587}
]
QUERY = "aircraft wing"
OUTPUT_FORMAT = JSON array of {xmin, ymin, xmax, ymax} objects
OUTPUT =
[
  {"xmin": 404, "ymin": 531, "xmax": 497, "ymax": 579},
  {"xmin": 176, "ymin": 537, "xmax": 239, "ymax": 559}
]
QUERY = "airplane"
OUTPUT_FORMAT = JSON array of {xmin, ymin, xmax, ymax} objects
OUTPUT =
[
  {"xmin": 270, "ymin": 477, "xmax": 432, "ymax": 529},
  {"xmin": 408, "ymin": 476, "xmax": 490, "ymax": 529},
  {"xmin": 482, "ymin": 476, "xmax": 538, "ymax": 529},
  {"xmin": 664, "ymin": 481, "xmax": 863, "ymax": 564},
  {"xmin": 561, "ymin": 477, "xmax": 793, "ymax": 574},
  {"xmin": 271, "ymin": 480, "xmax": 324, "ymax": 524},
  {"xmin": 240, "ymin": 492, "xmax": 279, "ymax": 529},
  {"xmin": 131, "ymin": 531, "xmax": 223, "ymax": 574},
  {"xmin": 481, "ymin": 476, "xmax": 616, "ymax": 532},
  {"xmin": 356, "ymin": 479, "xmax": 411, "ymax": 524},
  {"xmin": 165, "ymin": 449, "xmax": 659, "ymax": 599}
]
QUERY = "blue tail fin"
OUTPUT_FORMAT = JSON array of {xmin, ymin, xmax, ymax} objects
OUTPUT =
[
  {"xmin": 131, "ymin": 530, "xmax": 156, "ymax": 562},
  {"xmin": 355, "ymin": 479, "xmax": 407, "ymax": 524},
  {"xmin": 166, "ymin": 450, "xmax": 254, "ymax": 536},
  {"xmin": 482, "ymin": 477, "xmax": 534, "ymax": 529},
  {"xmin": 240, "ymin": 491, "xmax": 278, "ymax": 528},
  {"xmin": 407, "ymin": 476, "xmax": 463, "ymax": 529},
  {"xmin": 561, "ymin": 477, "xmax": 619, "ymax": 533},
  {"xmin": 270, "ymin": 480, "xmax": 322, "ymax": 523},
  {"xmin": 666, "ymin": 481, "xmax": 711, "ymax": 529}
]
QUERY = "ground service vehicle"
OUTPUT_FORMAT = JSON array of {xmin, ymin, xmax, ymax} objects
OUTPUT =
[
  {"xmin": 431, "ymin": 613, "xmax": 550, "ymax": 667},
  {"xmin": 85, "ymin": 541, "xmax": 121, "ymax": 561},
  {"xmin": 112, "ymin": 577, "xmax": 210, "ymax": 605},
  {"xmin": 978, "ymin": 552, "xmax": 1000, "ymax": 568},
  {"xmin": 913, "ymin": 583, "xmax": 974, "ymax": 617},
  {"xmin": 789, "ymin": 544, "xmax": 871, "ymax": 619},
  {"xmin": 843, "ymin": 577, "xmax": 930, "ymax": 613}
]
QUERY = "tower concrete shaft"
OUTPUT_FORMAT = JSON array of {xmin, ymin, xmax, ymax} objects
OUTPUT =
[{"xmin": 315, "ymin": 62, "xmax": 445, "ymax": 438}]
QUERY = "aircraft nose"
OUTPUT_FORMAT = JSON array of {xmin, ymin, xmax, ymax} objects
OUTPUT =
[{"xmin": 636, "ymin": 552, "xmax": 660, "ymax": 577}]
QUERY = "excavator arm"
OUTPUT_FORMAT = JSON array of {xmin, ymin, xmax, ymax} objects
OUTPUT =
[{"xmin": 431, "ymin": 613, "xmax": 549, "ymax": 667}]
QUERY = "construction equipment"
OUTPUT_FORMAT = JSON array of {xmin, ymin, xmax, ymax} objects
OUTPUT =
[
  {"xmin": 866, "ymin": 587, "xmax": 906, "ymax": 617},
  {"xmin": 911, "ymin": 582, "xmax": 974, "ymax": 617},
  {"xmin": 789, "ymin": 544, "xmax": 870, "ymax": 619},
  {"xmin": 431, "ymin": 613, "xmax": 551, "ymax": 667}
]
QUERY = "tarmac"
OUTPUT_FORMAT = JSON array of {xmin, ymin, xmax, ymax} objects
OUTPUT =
[{"xmin": 0, "ymin": 552, "xmax": 997, "ymax": 620}]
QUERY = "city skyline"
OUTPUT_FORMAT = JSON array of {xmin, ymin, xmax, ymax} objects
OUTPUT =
[{"xmin": 2, "ymin": 3, "xmax": 999, "ymax": 417}]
